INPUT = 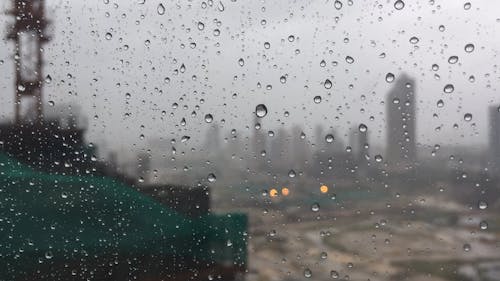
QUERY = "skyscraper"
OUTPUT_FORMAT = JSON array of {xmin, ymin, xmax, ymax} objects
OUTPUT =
[{"xmin": 386, "ymin": 73, "xmax": 417, "ymax": 166}]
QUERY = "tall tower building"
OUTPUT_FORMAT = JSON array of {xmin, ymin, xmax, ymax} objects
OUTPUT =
[
  {"xmin": 489, "ymin": 105, "xmax": 500, "ymax": 172},
  {"xmin": 386, "ymin": 73, "xmax": 417, "ymax": 166},
  {"xmin": 8, "ymin": 0, "xmax": 51, "ymax": 123}
]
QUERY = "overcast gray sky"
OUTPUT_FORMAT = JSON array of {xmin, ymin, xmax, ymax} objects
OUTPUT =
[{"xmin": 1, "ymin": 0, "xmax": 499, "ymax": 158}]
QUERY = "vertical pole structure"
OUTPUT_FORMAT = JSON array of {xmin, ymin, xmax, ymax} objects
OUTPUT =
[{"xmin": 7, "ymin": 0, "xmax": 50, "ymax": 124}]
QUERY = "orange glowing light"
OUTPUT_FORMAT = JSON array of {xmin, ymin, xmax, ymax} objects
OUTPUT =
[
  {"xmin": 281, "ymin": 187, "xmax": 290, "ymax": 196},
  {"xmin": 320, "ymin": 185, "xmax": 328, "ymax": 194},
  {"xmin": 270, "ymin": 188, "xmax": 278, "ymax": 197}
]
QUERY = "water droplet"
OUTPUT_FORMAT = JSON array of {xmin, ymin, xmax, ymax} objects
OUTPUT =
[
  {"xmin": 330, "ymin": 270, "xmax": 339, "ymax": 279},
  {"xmin": 443, "ymin": 84, "xmax": 454, "ymax": 93},
  {"xmin": 325, "ymin": 134, "xmax": 334, "ymax": 143},
  {"xmin": 208, "ymin": 173, "xmax": 216, "ymax": 182},
  {"xmin": 394, "ymin": 0, "xmax": 405, "ymax": 10},
  {"xmin": 105, "ymin": 32, "xmax": 112, "ymax": 40},
  {"xmin": 45, "ymin": 251, "xmax": 53, "ymax": 259},
  {"xmin": 48, "ymin": 100, "xmax": 55, "ymax": 107},
  {"xmin": 157, "ymin": 3, "xmax": 165, "ymax": 15},
  {"xmin": 181, "ymin": 136, "xmax": 190, "ymax": 142},
  {"xmin": 320, "ymin": 251, "xmax": 328, "ymax": 259},
  {"xmin": 288, "ymin": 169, "xmax": 296, "ymax": 178},
  {"xmin": 448, "ymin": 56, "xmax": 459, "ymax": 64},
  {"xmin": 280, "ymin": 75, "xmax": 287, "ymax": 84},
  {"xmin": 61, "ymin": 192, "xmax": 68, "ymax": 199},
  {"xmin": 437, "ymin": 99, "xmax": 444, "ymax": 108},
  {"xmin": 311, "ymin": 203, "xmax": 320, "ymax": 212},
  {"xmin": 264, "ymin": 42, "xmax": 270, "ymax": 49},
  {"xmin": 479, "ymin": 221, "xmax": 488, "ymax": 230},
  {"xmin": 385, "ymin": 73, "xmax": 395, "ymax": 83},
  {"xmin": 217, "ymin": 1, "xmax": 225, "ymax": 11},
  {"xmin": 478, "ymin": 200, "xmax": 488, "ymax": 210},
  {"xmin": 463, "ymin": 243, "xmax": 471, "ymax": 252},
  {"xmin": 197, "ymin": 21, "xmax": 205, "ymax": 30},
  {"xmin": 45, "ymin": 75, "xmax": 52, "ymax": 83},
  {"xmin": 255, "ymin": 104, "xmax": 268, "ymax": 118},
  {"xmin": 320, "ymin": 60, "xmax": 326, "ymax": 67},
  {"xmin": 432, "ymin": 64, "xmax": 439, "ymax": 71},
  {"xmin": 409, "ymin": 36, "xmax": 419, "ymax": 44},
  {"xmin": 304, "ymin": 268, "xmax": 312, "ymax": 278},
  {"xmin": 464, "ymin": 113, "xmax": 472, "ymax": 122},
  {"xmin": 314, "ymin": 96, "xmax": 322, "ymax": 104},
  {"xmin": 358, "ymin": 124, "xmax": 367, "ymax": 132},
  {"xmin": 375, "ymin": 155, "xmax": 383, "ymax": 162},
  {"xmin": 324, "ymin": 79, "xmax": 332, "ymax": 89},
  {"xmin": 464, "ymin": 43, "xmax": 475, "ymax": 53},
  {"xmin": 438, "ymin": 25, "xmax": 446, "ymax": 32},
  {"xmin": 345, "ymin": 56, "xmax": 354, "ymax": 64},
  {"xmin": 288, "ymin": 35, "xmax": 295, "ymax": 42},
  {"xmin": 334, "ymin": 0, "xmax": 343, "ymax": 10},
  {"xmin": 238, "ymin": 58, "xmax": 245, "ymax": 66},
  {"xmin": 464, "ymin": 2, "xmax": 471, "ymax": 10}
]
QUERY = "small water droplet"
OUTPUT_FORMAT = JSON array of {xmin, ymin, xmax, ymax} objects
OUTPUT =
[
  {"xmin": 345, "ymin": 56, "xmax": 354, "ymax": 64},
  {"xmin": 238, "ymin": 58, "xmax": 245, "ymax": 66},
  {"xmin": 463, "ymin": 243, "xmax": 471, "ymax": 252},
  {"xmin": 288, "ymin": 169, "xmax": 296, "ymax": 178},
  {"xmin": 314, "ymin": 96, "xmax": 322, "ymax": 104},
  {"xmin": 437, "ymin": 99, "xmax": 444, "ymax": 108},
  {"xmin": 105, "ymin": 32, "xmax": 112, "ymax": 40},
  {"xmin": 205, "ymin": 114, "xmax": 213, "ymax": 123}
]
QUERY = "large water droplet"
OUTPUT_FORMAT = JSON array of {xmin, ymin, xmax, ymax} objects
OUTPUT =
[
  {"xmin": 464, "ymin": 113, "xmax": 472, "ymax": 122},
  {"xmin": 464, "ymin": 43, "xmax": 475, "ymax": 53},
  {"xmin": 311, "ymin": 203, "xmax": 320, "ymax": 212},
  {"xmin": 478, "ymin": 200, "xmax": 488, "ymax": 210},
  {"xmin": 325, "ymin": 134, "xmax": 334, "ymax": 143},
  {"xmin": 359, "ymin": 124, "xmax": 367, "ymax": 132},
  {"xmin": 448, "ymin": 56, "xmax": 459, "ymax": 64},
  {"xmin": 255, "ymin": 104, "xmax": 268, "ymax": 118},
  {"xmin": 385, "ymin": 73, "xmax": 395, "ymax": 83},
  {"xmin": 324, "ymin": 79, "xmax": 332, "ymax": 89},
  {"xmin": 304, "ymin": 268, "xmax": 312, "ymax": 278},
  {"xmin": 443, "ymin": 84, "xmax": 454, "ymax": 93},
  {"xmin": 208, "ymin": 173, "xmax": 216, "ymax": 182},
  {"xmin": 394, "ymin": 0, "xmax": 405, "ymax": 10},
  {"xmin": 157, "ymin": 3, "xmax": 165, "ymax": 15}
]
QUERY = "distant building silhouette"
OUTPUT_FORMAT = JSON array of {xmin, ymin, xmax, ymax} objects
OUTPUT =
[
  {"xmin": 490, "ymin": 105, "xmax": 500, "ymax": 172},
  {"xmin": 386, "ymin": 73, "xmax": 417, "ymax": 167}
]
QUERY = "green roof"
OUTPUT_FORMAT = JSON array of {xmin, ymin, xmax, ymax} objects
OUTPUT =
[{"xmin": 0, "ymin": 153, "xmax": 247, "ymax": 279}]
